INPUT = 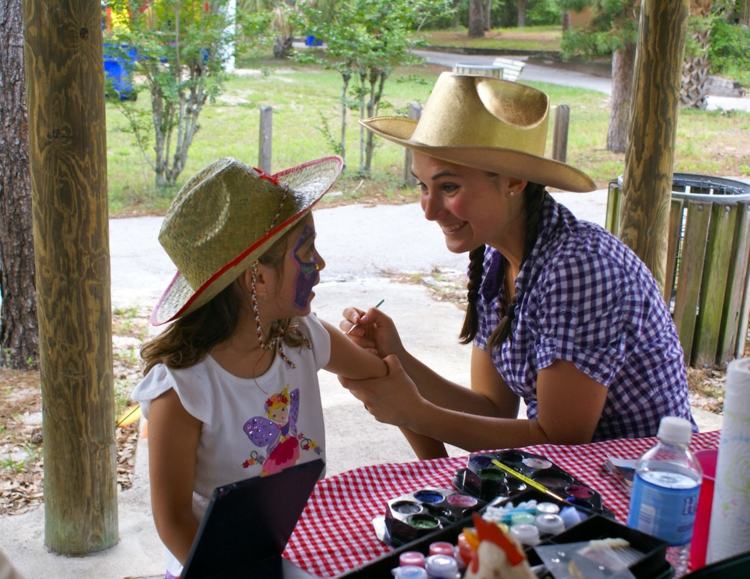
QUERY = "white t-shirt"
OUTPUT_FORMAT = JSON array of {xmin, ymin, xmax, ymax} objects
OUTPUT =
[{"xmin": 131, "ymin": 313, "xmax": 330, "ymax": 576}]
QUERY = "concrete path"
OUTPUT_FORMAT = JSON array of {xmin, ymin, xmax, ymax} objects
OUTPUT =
[{"xmin": 413, "ymin": 49, "xmax": 750, "ymax": 113}]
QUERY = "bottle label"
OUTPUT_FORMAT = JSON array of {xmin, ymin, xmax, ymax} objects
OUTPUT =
[{"xmin": 627, "ymin": 471, "xmax": 700, "ymax": 546}]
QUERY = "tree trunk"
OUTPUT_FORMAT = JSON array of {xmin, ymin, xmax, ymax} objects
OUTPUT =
[
  {"xmin": 517, "ymin": 0, "xmax": 527, "ymax": 27},
  {"xmin": 607, "ymin": 42, "xmax": 637, "ymax": 153},
  {"xmin": 0, "ymin": 0, "xmax": 38, "ymax": 370},
  {"xmin": 364, "ymin": 69, "xmax": 386, "ymax": 175},
  {"xmin": 468, "ymin": 0, "xmax": 485, "ymax": 37},
  {"xmin": 339, "ymin": 70, "xmax": 350, "ymax": 167},
  {"xmin": 620, "ymin": 0, "xmax": 689, "ymax": 291},
  {"xmin": 680, "ymin": 0, "xmax": 713, "ymax": 109},
  {"xmin": 23, "ymin": 0, "xmax": 118, "ymax": 554},
  {"xmin": 484, "ymin": 0, "xmax": 492, "ymax": 30}
]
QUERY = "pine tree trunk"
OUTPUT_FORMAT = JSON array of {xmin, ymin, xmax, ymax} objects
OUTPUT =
[
  {"xmin": 0, "ymin": 0, "xmax": 38, "ymax": 369},
  {"xmin": 517, "ymin": 0, "xmax": 527, "ymax": 27},
  {"xmin": 680, "ymin": 1, "xmax": 713, "ymax": 109},
  {"xmin": 468, "ymin": 0, "xmax": 485, "ymax": 37},
  {"xmin": 607, "ymin": 42, "xmax": 636, "ymax": 153}
]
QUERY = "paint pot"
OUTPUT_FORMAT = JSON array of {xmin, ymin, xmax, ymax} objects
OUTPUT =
[
  {"xmin": 536, "ymin": 502, "xmax": 560, "ymax": 515},
  {"xmin": 505, "ymin": 477, "xmax": 527, "ymax": 494},
  {"xmin": 565, "ymin": 484, "xmax": 597, "ymax": 508},
  {"xmin": 530, "ymin": 471, "xmax": 573, "ymax": 491},
  {"xmin": 468, "ymin": 454, "xmax": 494, "ymax": 470},
  {"xmin": 407, "ymin": 514, "xmax": 440, "ymax": 530},
  {"xmin": 429, "ymin": 541, "xmax": 455, "ymax": 557},
  {"xmin": 424, "ymin": 554, "xmax": 459, "ymax": 579},
  {"xmin": 413, "ymin": 490, "xmax": 445, "ymax": 505},
  {"xmin": 496, "ymin": 449, "xmax": 526, "ymax": 466},
  {"xmin": 392, "ymin": 565, "xmax": 428, "ymax": 579},
  {"xmin": 391, "ymin": 501, "xmax": 423, "ymax": 515},
  {"xmin": 445, "ymin": 493, "xmax": 478, "ymax": 509},
  {"xmin": 522, "ymin": 457, "xmax": 552, "ymax": 471},
  {"xmin": 510, "ymin": 523, "xmax": 540, "ymax": 546},
  {"xmin": 535, "ymin": 513, "xmax": 565, "ymax": 536},
  {"xmin": 399, "ymin": 551, "xmax": 426, "ymax": 568},
  {"xmin": 510, "ymin": 512, "xmax": 536, "ymax": 526}
]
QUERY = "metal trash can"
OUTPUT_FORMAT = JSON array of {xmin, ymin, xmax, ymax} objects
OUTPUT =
[{"xmin": 606, "ymin": 173, "xmax": 750, "ymax": 367}]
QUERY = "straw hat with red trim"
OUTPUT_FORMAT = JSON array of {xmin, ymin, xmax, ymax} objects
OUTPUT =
[
  {"xmin": 361, "ymin": 72, "xmax": 595, "ymax": 193},
  {"xmin": 151, "ymin": 156, "xmax": 343, "ymax": 326}
]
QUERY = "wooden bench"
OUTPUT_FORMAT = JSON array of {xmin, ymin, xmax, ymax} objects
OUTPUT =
[
  {"xmin": 492, "ymin": 57, "xmax": 526, "ymax": 82},
  {"xmin": 452, "ymin": 58, "xmax": 526, "ymax": 82}
]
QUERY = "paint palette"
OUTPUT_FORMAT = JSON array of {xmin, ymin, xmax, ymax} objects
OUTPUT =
[
  {"xmin": 453, "ymin": 449, "xmax": 605, "ymax": 512},
  {"xmin": 384, "ymin": 487, "xmax": 485, "ymax": 546}
]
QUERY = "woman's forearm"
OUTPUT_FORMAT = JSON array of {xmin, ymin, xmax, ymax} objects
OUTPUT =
[
  {"xmin": 397, "ymin": 349, "xmax": 501, "ymax": 417},
  {"xmin": 408, "ymin": 399, "xmax": 553, "ymax": 452}
]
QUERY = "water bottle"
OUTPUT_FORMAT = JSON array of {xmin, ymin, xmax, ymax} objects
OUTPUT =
[{"xmin": 627, "ymin": 416, "xmax": 702, "ymax": 577}]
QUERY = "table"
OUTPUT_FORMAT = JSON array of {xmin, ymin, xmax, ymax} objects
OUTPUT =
[{"xmin": 284, "ymin": 430, "xmax": 721, "ymax": 577}]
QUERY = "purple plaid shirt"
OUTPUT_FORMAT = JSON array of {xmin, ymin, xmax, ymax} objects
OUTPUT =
[{"xmin": 474, "ymin": 196, "xmax": 695, "ymax": 440}]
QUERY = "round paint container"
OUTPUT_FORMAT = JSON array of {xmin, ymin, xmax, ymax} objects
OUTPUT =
[
  {"xmin": 496, "ymin": 450, "xmax": 526, "ymax": 466},
  {"xmin": 407, "ymin": 514, "xmax": 440, "ymax": 530},
  {"xmin": 536, "ymin": 513, "xmax": 565, "ymax": 536},
  {"xmin": 392, "ymin": 565, "xmax": 428, "ymax": 579},
  {"xmin": 446, "ymin": 493, "xmax": 478, "ymax": 509},
  {"xmin": 424, "ymin": 554, "xmax": 459, "ymax": 579},
  {"xmin": 429, "ymin": 541, "xmax": 455, "ymax": 557},
  {"xmin": 565, "ymin": 484, "xmax": 597, "ymax": 507},
  {"xmin": 530, "ymin": 471, "xmax": 573, "ymax": 491},
  {"xmin": 413, "ymin": 489, "xmax": 445, "ymax": 505},
  {"xmin": 510, "ymin": 523, "xmax": 540, "ymax": 546},
  {"xmin": 536, "ymin": 501, "xmax": 560, "ymax": 515},
  {"xmin": 468, "ymin": 454, "xmax": 493, "ymax": 472},
  {"xmin": 522, "ymin": 456, "xmax": 552, "ymax": 471},
  {"xmin": 399, "ymin": 551, "xmax": 426, "ymax": 568},
  {"xmin": 510, "ymin": 512, "xmax": 536, "ymax": 526},
  {"xmin": 391, "ymin": 500, "xmax": 423, "ymax": 515}
]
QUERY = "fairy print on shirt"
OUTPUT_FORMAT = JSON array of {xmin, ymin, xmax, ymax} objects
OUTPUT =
[{"xmin": 242, "ymin": 385, "xmax": 321, "ymax": 476}]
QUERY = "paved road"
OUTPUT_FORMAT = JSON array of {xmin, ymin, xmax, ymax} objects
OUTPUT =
[{"xmin": 413, "ymin": 49, "xmax": 750, "ymax": 113}]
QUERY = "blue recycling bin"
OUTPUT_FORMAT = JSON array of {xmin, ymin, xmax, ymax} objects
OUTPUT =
[{"xmin": 103, "ymin": 43, "xmax": 137, "ymax": 100}]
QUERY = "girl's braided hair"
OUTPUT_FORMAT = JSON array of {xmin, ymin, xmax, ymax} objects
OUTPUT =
[{"xmin": 459, "ymin": 181, "xmax": 548, "ymax": 348}]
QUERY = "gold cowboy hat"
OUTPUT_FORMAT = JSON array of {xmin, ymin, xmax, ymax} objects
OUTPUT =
[
  {"xmin": 361, "ymin": 72, "xmax": 595, "ymax": 192},
  {"xmin": 151, "ymin": 156, "xmax": 343, "ymax": 325}
]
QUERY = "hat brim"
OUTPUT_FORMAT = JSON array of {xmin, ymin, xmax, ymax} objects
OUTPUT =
[
  {"xmin": 362, "ymin": 117, "xmax": 596, "ymax": 193},
  {"xmin": 151, "ymin": 156, "xmax": 343, "ymax": 326}
]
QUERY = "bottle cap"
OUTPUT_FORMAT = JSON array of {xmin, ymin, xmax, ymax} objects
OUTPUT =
[
  {"xmin": 535, "ymin": 513, "xmax": 565, "ymax": 535},
  {"xmin": 657, "ymin": 416, "xmax": 693, "ymax": 445}
]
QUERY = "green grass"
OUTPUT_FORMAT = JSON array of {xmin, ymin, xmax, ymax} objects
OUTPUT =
[
  {"xmin": 105, "ymin": 60, "xmax": 750, "ymax": 217},
  {"xmin": 414, "ymin": 25, "xmax": 562, "ymax": 52}
]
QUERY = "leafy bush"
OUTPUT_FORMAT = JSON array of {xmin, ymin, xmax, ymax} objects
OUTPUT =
[{"xmin": 709, "ymin": 20, "xmax": 750, "ymax": 86}]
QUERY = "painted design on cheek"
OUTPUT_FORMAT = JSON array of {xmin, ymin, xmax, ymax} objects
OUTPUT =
[{"xmin": 292, "ymin": 224, "xmax": 319, "ymax": 308}]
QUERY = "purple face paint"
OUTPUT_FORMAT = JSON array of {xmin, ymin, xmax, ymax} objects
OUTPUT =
[{"xmin": 292, "ymin": 223, "xmax": 320, "ymax": 309}]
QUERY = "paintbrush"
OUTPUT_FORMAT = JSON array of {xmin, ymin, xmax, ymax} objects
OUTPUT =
[
  {"xmin": 346, "ymin": 298, "xmax": 385, "ymax": 335},
  {"xmin": 491, "ymin": 458, "xmax": 567, "ymax": 503}
]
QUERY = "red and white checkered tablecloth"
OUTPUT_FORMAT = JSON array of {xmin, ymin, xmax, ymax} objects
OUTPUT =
[{"xmin": 284, "ymin": 430, "xmax": 721, "ymax": 578}]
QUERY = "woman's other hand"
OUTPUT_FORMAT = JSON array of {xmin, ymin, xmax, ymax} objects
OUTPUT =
[
  {"xmin": 340, "ymin": 306, "xmax": 405, "ymax": 358},
  {"xmin": 339, "ymin": 354, "xmax": 427, "ymax": 428}
]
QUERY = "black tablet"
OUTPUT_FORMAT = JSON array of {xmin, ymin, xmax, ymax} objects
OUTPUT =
[{"xmin": 182, "ymin": 458, "xmax": 325, "ymax": 579}]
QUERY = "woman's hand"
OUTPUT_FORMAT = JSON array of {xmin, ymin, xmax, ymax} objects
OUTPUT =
[
  {"xmin": 339, "ymin": 355, "xmax": 426, "ymax": 428},
  {"xmin": 339, "ymin": 306, "xmax": 405, "ymax": 358}
]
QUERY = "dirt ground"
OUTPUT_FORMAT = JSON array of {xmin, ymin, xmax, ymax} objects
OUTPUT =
[
  {"xmin": 0, "ymin": 289, "xmax": 742, "ymax": 517},
  {"xmin": 0, "ymin": 307, "xmax": 149, "ymax": 516}
]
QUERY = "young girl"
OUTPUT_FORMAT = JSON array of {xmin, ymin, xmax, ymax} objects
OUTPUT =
[{"xmin": 131, "ymin": 156, "xmax": 387, "ymax": 578}]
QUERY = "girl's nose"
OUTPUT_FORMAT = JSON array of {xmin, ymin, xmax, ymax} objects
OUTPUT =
[{"xmin": 315, "ymin": 252, "xmax": 326, "ymax": 272}]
